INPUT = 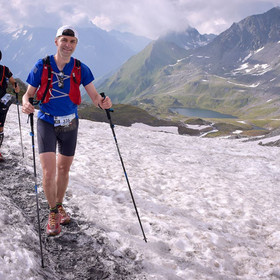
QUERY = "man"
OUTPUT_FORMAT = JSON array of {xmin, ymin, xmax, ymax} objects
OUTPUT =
[
  {"xmin": 0, "ymin": 50, "xmax": 20, "ymax": 161},
  {"xmin": 22, "ymin": 25, "xmax": 112, "ymax": 236}
]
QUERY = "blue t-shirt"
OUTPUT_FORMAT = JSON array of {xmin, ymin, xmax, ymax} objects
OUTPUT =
[{"xmin": 26, "ymin": 55, "xmax": 94, "ymax": 124}]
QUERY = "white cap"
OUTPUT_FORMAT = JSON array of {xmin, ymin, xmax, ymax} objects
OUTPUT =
[{"xmin": 56, "ymin": 25, "xmax": 79, "ymax": 41}]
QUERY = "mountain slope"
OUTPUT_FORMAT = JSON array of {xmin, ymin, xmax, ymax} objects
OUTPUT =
[
  {"xmin": 189, "ymin": 6, "xmax": 280, "ymax": 73},
  {"xmin": 97, "ymin": 26, "xmax": 214, "ymax": 104},
  {"xmin": 96, "ymin": 40, "xmax": 189, "ymax": 103},
  {"xmin": 167, "ymin": 6, "xmax": 280, "ymax": 118},
  {"xmin": 97, "ymin": 7, "xmax": 280, "ymax": 119}
]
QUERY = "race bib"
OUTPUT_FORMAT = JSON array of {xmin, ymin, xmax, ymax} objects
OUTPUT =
[
  {"xmin": 54, "ymin": 113, "xmax": 76, "ymax": 127},
  {"xmin": 0, "ymin": 94, "xmax": 12, "ymax": 105}
]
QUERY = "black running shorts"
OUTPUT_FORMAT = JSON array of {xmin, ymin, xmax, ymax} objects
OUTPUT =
[
  {"xmin": 37, "ymin": 118, "xmax": 79, "ymax": 156},
  {"xmin": 0, "ymin": 100, "xmax": 12, "ymax": 128}
]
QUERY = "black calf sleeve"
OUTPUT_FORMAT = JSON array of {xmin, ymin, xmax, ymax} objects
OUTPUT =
[{"xmin": 0, "ymin": 132, "xmax": 3, "ymax": 148}]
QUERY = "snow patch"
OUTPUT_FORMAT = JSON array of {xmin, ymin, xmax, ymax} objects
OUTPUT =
[
  {"xmin": 12, "ymin": 29, "xmax": 28, "ymax": 39},
  {"xmin": 232, "ymin": 130, "xmax": 243, "ymax": 134},
  {"xmin": 255, "ymin": 47, "xmax": 264, "ymax": 53},
  {"xmin": 227, "ymin": 80, "xmax": 260, "ymax": 88},
  {"xmin": 236, "ymin": 63, "xmax": 248, "ymax": 71},
  {"xmin": 131, "ymin": 123, "xmax": 178, "ymax": 134},
  {"xmin": 1, "ymin": 105, "xmax": 280, "ymax": 280},
  {"xmin": 242, "ymin": 53, "xmax": 252, "ymax": 62}
]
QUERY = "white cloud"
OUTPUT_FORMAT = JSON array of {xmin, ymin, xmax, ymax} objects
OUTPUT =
[
  {"xmin": 0, "ymin": 0, "xmax": 278, "ymax": 39},
  {"xmin": 92, "ymin": 15, "xmax": 112, "ymax": 31}
]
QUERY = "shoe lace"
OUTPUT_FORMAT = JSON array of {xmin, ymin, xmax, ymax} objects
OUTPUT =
[
  {"xmin": 58, "ymin": 205, "xmax": 66, "ymax": 217},
  {"xmin": 49, "ymin": 212, "xmax": 57, "ymax": 227}
]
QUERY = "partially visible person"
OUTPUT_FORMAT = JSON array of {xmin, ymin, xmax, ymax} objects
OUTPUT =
[
  {"xmin": 22, "ymin": 25, "xmax": 112, "ymax": 236},
  {"xmin": 0, "ymin": 50, "xmax": 20, "ymax": 161}
]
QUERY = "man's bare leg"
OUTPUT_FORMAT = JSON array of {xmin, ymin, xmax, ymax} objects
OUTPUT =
[
  {"xmin": 56, "ymin": 153, "xmax": 74, "ymax": 203},
  {"xmin": 40, "ymin": 152, "xmax": 62, "ymax": 235},
  {"xmin": 40, "ymin": 152, "xmax": 57, "ymax": 208}
]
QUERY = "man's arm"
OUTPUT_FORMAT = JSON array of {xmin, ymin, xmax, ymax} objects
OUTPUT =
[
  {"xmin": 84, "ymin": 82, "xmax": 112, "ymax": 109},
  {"xmin": 8, "ymin": 76, "xmax": 20, "ymax": 93}
]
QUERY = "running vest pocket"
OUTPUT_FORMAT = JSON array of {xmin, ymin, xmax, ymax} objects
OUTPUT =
[
  {"xmin": 1, "ymin": 94, "xmax": 12, "ymax": 105},
  {"xmin": 0, "ymin": 94, "xmax": 15, "ymax": 108}
]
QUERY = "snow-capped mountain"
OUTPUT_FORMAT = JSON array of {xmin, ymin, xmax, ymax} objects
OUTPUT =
[
  {"xmin": 158, "ymin": 27, "xmax": 216, "ymax": 50},
  {"xmin": 0, "ymin": 24, "xmax": 151, "ymax": 82}
]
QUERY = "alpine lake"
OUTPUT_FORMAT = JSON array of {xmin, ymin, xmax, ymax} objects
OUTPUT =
[{"xmin": 169, "ymin": 107, "xmax": 238, "ymax": 119}]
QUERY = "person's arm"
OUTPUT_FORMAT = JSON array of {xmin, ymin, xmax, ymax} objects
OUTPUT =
[
  {"xmin": 84, "ymin": 82, "xmax": 112, "ymax": 109},
  {"xmin": 22, "ymin": 85, "xmax": 37, "ymax": 114},
  {"xmin": 8, "ymin": 76, "xmax": 20, "ymax": 93}
]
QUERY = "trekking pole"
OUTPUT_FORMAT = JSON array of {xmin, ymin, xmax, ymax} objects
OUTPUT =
[
  {"xmin": 100, "ymin": 92, "xmax": 147, "ymax": 243},
  {"xmin": 14, "ymin": 82, "xmax": 24, "ymax": 158},
  {"xmin": 28, "ymin": 97, "xmax": 44, "ymax": 268}
]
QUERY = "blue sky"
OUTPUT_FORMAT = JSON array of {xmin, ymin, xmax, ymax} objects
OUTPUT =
[{"xmin": 0, "ymin": 0, "xmax": 278, "ymax": 38}]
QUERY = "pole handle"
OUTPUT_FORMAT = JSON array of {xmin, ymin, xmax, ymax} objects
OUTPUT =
[
  {"xmin": 100, "ymin": 92, "xmax": 114, "ymax": 112},
  {"xmin": 99, "ymin": 92, "xmax": 114, "ymax": 120},
  {"xmin": 29, "ymin": 97, "xmax": 34, "ymax": 105},
  {"xmin": 28, "ymin": 97, "xmax": 34, "ymax": 127},
  {"xmin": 14, "ymin": 82, "xmax": 19, "ymax": 100}
]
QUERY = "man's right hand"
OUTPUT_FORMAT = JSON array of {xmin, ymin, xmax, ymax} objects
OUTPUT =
[
  {"xmin": 21, "ymin": 85, "xmax": 37, "ymax": 114},
  {"xmin": 22, "ymin": 100, "xmax": 35, "ymax": 115}
]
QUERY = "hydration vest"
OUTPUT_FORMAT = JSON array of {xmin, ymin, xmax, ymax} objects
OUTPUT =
[
  {"xmin": 0, "ymin": 66, "xmax": 6, "ymax": 87},
  {"xmin": 36, "ymin": 56, "xmax": 82, "ymax": 105}
]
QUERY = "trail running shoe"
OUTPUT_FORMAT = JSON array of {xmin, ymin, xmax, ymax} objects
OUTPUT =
[
  {"xmin": 57, "ymin": 204, "xmax": 71, "ymax": 225},
  {"xmin": 46, "ymin": 212, "xmax": 61, "ymax": 236}
]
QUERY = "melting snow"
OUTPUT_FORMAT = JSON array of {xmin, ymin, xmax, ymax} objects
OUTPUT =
[{"xmin": 1, "ymin": 105, "xmax": 280, "ymax": 279}]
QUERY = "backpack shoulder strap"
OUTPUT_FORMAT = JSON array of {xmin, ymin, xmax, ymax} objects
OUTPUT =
[
  {"xmin": 75, "ymin": 59, "xmax": 81, "ymax": 68},
  {"xmin": 72, "ymin": 59, "xmax": 81, "ymax": 84},
  {"xmin": 0, "ymin": 65, "xmax": 6, "ymax": 87},
  {"xmin": 40, "ymin": 56, "xmax": 52, "ymax": 104},
  {"xmin": 43, "ymin": 55, "xmax": 51, "ymax": 66}
]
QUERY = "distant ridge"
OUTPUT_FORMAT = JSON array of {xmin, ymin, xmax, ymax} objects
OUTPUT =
[{"xmin": 0, "ymin": 24, "xmax": 151, "ymax": 81}]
